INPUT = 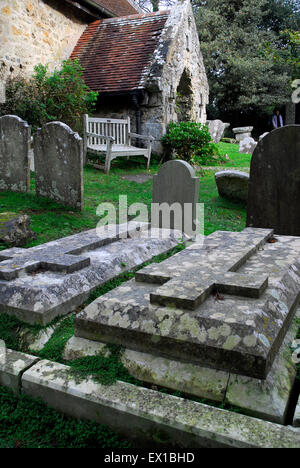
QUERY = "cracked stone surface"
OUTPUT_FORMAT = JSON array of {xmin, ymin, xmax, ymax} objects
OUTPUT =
[
  {"xmin": 0, "ymin": 342, "xmax": 39, "ymax": 392},
  {"xmin": 0, "ymin": 222, "xmax": 182, "ymax": 325},
  {"xmin": 75, "ymin": 227, "xmax": 300, "ymax": 379},
  {"xmin": 21, "ymin": 358, "xmax": 300, "ymax": 448}
]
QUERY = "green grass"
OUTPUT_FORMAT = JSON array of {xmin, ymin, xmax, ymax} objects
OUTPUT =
[
  {"xmin": 0, "ymin": 142, "xmax": 250, "ymax": 252},
  {"xmin": 215, "ymin": 142, "xmax": 252, "ymax": 168},
  {"xmin": 0, "ymin": 385, "xmax": 131, "ymax": 448},
  {"xmin": 0, "ymin": 144, "xmax": 272, "ymax": 447}
]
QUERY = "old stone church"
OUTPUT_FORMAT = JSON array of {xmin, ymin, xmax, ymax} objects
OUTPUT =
[{"xmin": 0, "ymin": 0, "xmax": 209, "ymax": 151}]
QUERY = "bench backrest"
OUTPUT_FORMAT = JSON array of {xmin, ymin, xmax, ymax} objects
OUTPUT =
[{"xmin": 84, "ymin": 115, "xmax": 131, "ymax": 146}]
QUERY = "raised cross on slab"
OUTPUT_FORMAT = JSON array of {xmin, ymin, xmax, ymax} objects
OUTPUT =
[
  {"xmin": 136, "ymin": 228, "xmax": 272, "ymax": 310},
  {"xmin": 0, "ymin": 223, "xmax": 148, "ymax": 281}
]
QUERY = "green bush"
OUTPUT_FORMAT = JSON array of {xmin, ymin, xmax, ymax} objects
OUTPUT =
[
  {"xmin": 0, "ymin": 59, "xmax": 98, "ymax": 134},
  {"xmin": 161, "ymin": 122, "xmax": 224, "ymax": 166}
]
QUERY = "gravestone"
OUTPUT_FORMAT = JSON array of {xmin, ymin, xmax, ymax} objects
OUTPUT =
[
  {"xmin": 239, "ymin": 137, "xmax": 257, "ymax": 154},
  {"xmin": 34, "ymin": 122, "xmax": 83, "ymax": 210},
  {"xmin": 75, "ymin": 227, "xmax": 300, "ymax": 380},
  {"xmin": 233, "ymin": 126, "xmax": 253, "ymax": 142},
  {"xmin": 259, "ymin": 132, "xmax": 269, "ymax": 141},
  {"xmin": 0, "ymin": 115, "xmax": 30, "ymax": 192},
  {"xmin": 215, "ymin": 170, "xmax": 249, "ymax": 202},
  {"xmin": 0, "ymin": 222, "xmax": 181, "ymax": 325},
  {"xmin": 206, "ymin": 120, "xmax": 229, "ymax": 143},
  {"xmin": 247, "ymin": 125, "xmax": 300, "ymax": 235},
  {"xmin": 152, "ymin": 160, "xmax": 200, "ymax": 237}
]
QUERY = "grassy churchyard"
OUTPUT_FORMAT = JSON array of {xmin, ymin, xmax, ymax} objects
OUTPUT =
[
  {"xmin": 0, "ymin": 141, "xmax": 299, "ymax": 449},
  {"xmin": 0, "ymin": 142, "xmax": 252, "ymax": 448}
]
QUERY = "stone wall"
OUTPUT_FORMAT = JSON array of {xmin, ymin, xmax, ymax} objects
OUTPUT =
[
  {"xmin": 143, "ymin": 0, "xmax": 209, "ymax": 151},
  {"xmin": 0, "ymin": 0, "xmax": 88, "ymax": 102},
  {"xmin": 95, "ymin": 1, "xmax": 209, "ymax": 154}
]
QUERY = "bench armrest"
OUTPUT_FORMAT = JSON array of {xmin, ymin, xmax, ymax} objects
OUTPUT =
[
  {"xmin": 87, "ymin": 132, "xmax": 115, "ymax": 142},
  {"xmin": 128, "ymin": 132, "xmax": 154, "ymax": 141}
]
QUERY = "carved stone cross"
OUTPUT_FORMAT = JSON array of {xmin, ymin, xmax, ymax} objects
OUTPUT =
[
  {"xmin": 136, "ymin": 229, "xmax": 270, "ymax": 310},
  {"xmin": 0, "ymin": 224, "xmax": 142, "ymax": 281}
]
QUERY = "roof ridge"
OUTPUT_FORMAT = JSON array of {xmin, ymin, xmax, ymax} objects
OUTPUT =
[{"xmin": 101, "ymin": 10, "xmax": 170, "ymax": 23}]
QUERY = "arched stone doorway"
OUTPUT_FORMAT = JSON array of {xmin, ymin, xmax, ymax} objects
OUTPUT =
[{"xmin": 175, "ymin": 68, "xmax": 193, "ymax": 122}]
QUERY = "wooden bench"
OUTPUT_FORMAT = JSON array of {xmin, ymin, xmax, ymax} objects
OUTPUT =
[{"xmin": 83, "ymin": 115, "xmax": 154, "ymax": 174}]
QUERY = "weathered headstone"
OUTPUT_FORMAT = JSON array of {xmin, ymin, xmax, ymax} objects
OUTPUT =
[
  {"xmin": 206, "ymin": 120, "xmax": 229, "ymax": 143},
  {"xmin": 152, "ymin": 160, "xmax": 200, "ymax": 237},
  {"xmin": 233, "ymin": 126, "xmax": 253, "ymax": 142},
  {"xmin": 215, "ymin": 170, "xmax": 249, "ymax": 202},
  {"xmin": 0, "ymin": 115, "xmax": 30, "ymax": 192},
  {"xmin": 247, "ymin": 125, "xmax": 300, "ymax": 235},
  {"xmin": 239, "ymin": 136, "xmax": 257, "ymax": 154},
  {"xmin": 34, "ymin": 122, "xmax": 83, "ymax": 210}
]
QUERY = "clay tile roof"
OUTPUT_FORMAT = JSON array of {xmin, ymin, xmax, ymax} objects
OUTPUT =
[
  {"xmin": 91, "ymin": 0, "xmax": 141, "ymax": 16},
  {"xmin": 70, "ymin": 11, "xmax": 169, "ymax": 94}
]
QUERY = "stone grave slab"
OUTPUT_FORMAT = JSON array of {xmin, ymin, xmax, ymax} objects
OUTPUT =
[
  {"xmin": 0, "ymin": 115, "xmax": 30, "ymax": 193},
  {"xmin": 0, "ymin": 222, "xmax": 182, "ymax": 325},
  {"xmin": 247, "ymin": 125, "xmax": 300, "ymax": 236},
  {"xmin": 294, "ymin": 396, "xmax": 300, "ymax": 427},
  {"xmin": 34, "ymin": 122, "xmax": 83, "ymax": 210},
  {"xmin": 75, "ymin": 227, "xmax": 300, "ymax": 379}
]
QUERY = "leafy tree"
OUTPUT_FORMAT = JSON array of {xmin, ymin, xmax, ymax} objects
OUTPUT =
[
  {"xmin": 0, "ymin": 59, "xmax": 98, "ymax": 134},
  {"xmin": 192, "ymin": 0, "xmax": 299, "ymax": 128}
]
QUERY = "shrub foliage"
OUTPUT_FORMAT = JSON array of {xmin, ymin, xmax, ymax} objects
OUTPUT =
[
  {"xmin": 0, "ymin": 59, "xmax": 98, "ymax": 133},
  {"xmin": 161, "ymin": 122, "xmax": 223, "ymax": 165}
]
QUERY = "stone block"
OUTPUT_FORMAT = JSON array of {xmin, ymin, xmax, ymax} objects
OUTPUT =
[
  {"xmin": 0, "ymin": 115, "xmax": 30, "ymax": 192},
  {"xmin": 247, "ymin": 125, "xmax": 300, "ymax": 236},
  {"xmin": 75, "ymin": 228, "xmax": 300, "ymax": 379},
  {"xmin": 239, "ymin": 137, "xmax": 257, "ymax": 154},
  {"xmin": 63, "ymin": 336, "xmax": 109, "ymax": 361},
  {"xmin": 233, "ymin": 126, "xmax": 254, "ymax": 143},
  {"xmin": 0, "ymin": 342, "xmax": 39, "ymax": 393},
  {"xmin": 21, "ymin": 358, "xmax": 300, "ymax": 448},
  {"xmin": 34, "ymin": 122, "xmax": 83, "ymax": 210},
  {"xmin": 215, "ymin": 170, "xmax": 249, "ymax": 202},
  {"xmin": 0, "ymin": 223, "xmax": 182, "ymax": 325}
]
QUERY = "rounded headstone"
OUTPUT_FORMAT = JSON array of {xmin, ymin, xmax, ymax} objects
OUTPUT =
[
  {"xmin": 215, "ymin": 170, "xmax": 249, "ymax": 202},
  {"xmin": 247, "ymin": 125, "xmax": 300, "ymax": 235}
]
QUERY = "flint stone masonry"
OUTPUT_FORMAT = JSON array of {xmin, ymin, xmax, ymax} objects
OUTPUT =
[
  {"xmin": 75, "ymin": 227, "xmax": 300, "ymax": 379},
  {"xmin": 247, "ymin": 125, "xmax": 300, "ymax": 236},
  {"xmin": 233, "ymin": 126, "xmax": 253, "ymax": 142},
  {"xmin": 215, "ymin": 171, "xmax": 249, "ymax": 202},
  {"xmin": 0, "ymin": 222, "xmax": 181, "ymax": 325},
  {"xmin": 0, "ymin": 115, "xmax": 30, "ymax": 192},
  {"xmin": 239, "ymin": 137, "xmax": 257, "ymax": 154},
  {"xmin": 34, "ymin": 122, "xmax": 83, "ymax": 210},
  {"xmin": 0, "ymin": 342, "xmax": 39, "ymax": 393},
  {"xmin": 0, "ymin": 0, "xmax": 88, "ymax": 103},
  {"xmin": 21, "ymin": 358, "xmax": 300, "ymax": 448},
  {"xmin": 152, "ymin": 160, "xmax": 200, "ymax": 237}
]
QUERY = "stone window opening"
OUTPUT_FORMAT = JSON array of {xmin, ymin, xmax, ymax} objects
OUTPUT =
[{"xmin": 175, "ymin": 69, "xmax": 193, "ymax": 122}]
